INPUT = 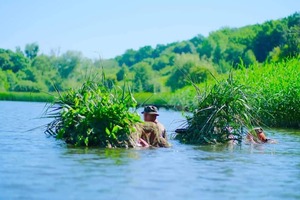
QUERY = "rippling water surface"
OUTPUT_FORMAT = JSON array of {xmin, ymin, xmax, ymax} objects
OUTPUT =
[{"xmin": 0, "ymin": 101, "xmax": 299, "ymax": 200}]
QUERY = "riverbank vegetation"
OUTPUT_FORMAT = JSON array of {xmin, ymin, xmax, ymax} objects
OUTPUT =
[
  {"xmin": 1, "ymin": 12, "xmax": 299, "ymax": 129},
  {"xmin": 0, "ymin": 91, "xmax": 54, "ymax": 102},
  {"xmin": 175, "ymin": 57, "xmax": 299, "ymax": 144},
  {"xmin": 171, "ymin": 57, "xmax": 300, "ymax": 129}
]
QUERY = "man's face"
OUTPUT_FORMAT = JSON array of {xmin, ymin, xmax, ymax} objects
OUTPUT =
[
  {"xmin": 255, "ymin": 129, "xmax": 267, "ymax": 141},
  {"xmin": 143, "ymin": 113, "xmax": 156, "ymax": 122}
]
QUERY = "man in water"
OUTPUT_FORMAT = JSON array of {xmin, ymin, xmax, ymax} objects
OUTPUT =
[
  {"xmin": 246, "ymin": 127, "xmax": 277, "ymax": 144},
  {"xmin": 141, "ymin": 105, "xmax": 167, "ymax": 139}
]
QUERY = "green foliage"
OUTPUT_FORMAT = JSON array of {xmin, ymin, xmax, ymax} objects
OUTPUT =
[
  {"xmin": 25, "ymin": 42, "xmax": 39, "ymax": 59},
  {"xmin": 166, "ymin": 54, "xmax": 216, "ymax": 91},
  {"xmin": 172, "ymin": 57, "xmax": 300, "ymax": 129},
  {"xmin": 0, "ymin": 69, "xmax": 8, "ymax": 91},
  {"xmin": 116, "ymin": 65, "xmax": 129, "ymax": 81},
  {"xmin": 0, "ymin": 91, "xmax": 54, "ymax": 102},
  {"xmin": 235, "ymin": 57, "xmax": 300, "ymax": 128},
  {"xmin": 45, "ymin": 79, "xmax": 142, "ymax": 147},
  {"xmin": 152, "ymin": 54, "xmax": 175, "ymax": 71},
  {"xmin": 5, "ymin": 70, "xmax": 18, "ymax": 91},
  {"xmin": 243, "ymin": 50, "xmax": 257, "ymax": 66},
  {"xmin": 0, "ymin": 49, "xmax": 29, "ymax": 72},
  {"xmin": 32, "ymin": 55, "xmax": 52, "ymax": 72},
  {"xmin": 173, "ymin": 41, "xmax": 196, "ymax": 54},
  {"xmin": 55, "ymin": 51, "xmax": 82, "ymax": 78},
  {"xmin": 0, "ymin": 12, "xmax": 299, "ymax": 131},
  {"xmin": 134, "ymin": 46, "xmax": 154, "ymax": 63},
  {"xmin": 166, "ymin": 63, "xmax": 190, "ymax": 91},
  {"xmin": 132, "ymin": 62, "xmax": 154, "ymax": 92},
  {"xmin": 176, "ymin": 74, "xmax": 259, "ymax": 145},
  {"xmin": 116, "ymin": 49, "xmax": 137, "ymax": 67},
  {"xmin": 14, "ymin": 80, "xmax": 46, "ymax": 92},
  {"xmin": 133, "ymin": 92, "xmax": 171, "ymax": 106},
  {"xmin": 253, "ymin": 20, "xmax": 286, "ymax": 62}
]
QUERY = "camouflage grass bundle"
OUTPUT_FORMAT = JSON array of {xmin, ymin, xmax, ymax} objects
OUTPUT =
[
  {"xmin": 176, "ymin": 74, "xmax": 260, "ymax": 145},
  {"xmin": 45, "ymin": 79, "xmax": 143, "ymax": 148}
]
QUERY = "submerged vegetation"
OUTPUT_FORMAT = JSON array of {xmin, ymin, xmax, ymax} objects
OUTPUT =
[{"xmin": 45, "ymin": 78, "xmax": 143, "ymax": 147}]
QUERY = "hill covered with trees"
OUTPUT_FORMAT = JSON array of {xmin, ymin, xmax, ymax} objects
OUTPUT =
[{"xmin": 0, "ymin": 12, "xmax": 299, "ymax": 94}]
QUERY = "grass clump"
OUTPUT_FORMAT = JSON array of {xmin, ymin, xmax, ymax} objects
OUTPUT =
[
  {"xmin": 45, "ymin": 79, "xmax": 142, "ymax": 148},
  {"xmin": 176, "ymin": 74, "xmax": 259, "ymax": 145}
]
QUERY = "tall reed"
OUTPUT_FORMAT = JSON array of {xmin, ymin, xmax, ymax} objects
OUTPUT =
[{"xmin": 235, "ymin": 57, "xmax": 300, "ymax": 128}]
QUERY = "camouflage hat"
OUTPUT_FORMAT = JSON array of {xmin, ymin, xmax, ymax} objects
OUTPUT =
[{"xmin": 141, "ymin": 105, "xmax": 159, "ymax": 115}]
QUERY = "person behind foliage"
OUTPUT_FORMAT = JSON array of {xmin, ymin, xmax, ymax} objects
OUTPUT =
[
  {"xmin": 142, "ymin": 105, "xmax": 167, "ymax": 139},
  {"xmin": 138, "ymin": 105, "xmax": 169, "ymax": 147},
  {"xmin": 246, "ymin": 127, "xmax": 277, "ymax": 144}
]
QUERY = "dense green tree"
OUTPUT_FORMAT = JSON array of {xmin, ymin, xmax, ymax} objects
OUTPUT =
[
  {"xmin": 0, "ymin": 50, "xmax": 13, "ymax": 71},
  {"xmin": 173, "ymin": 41, "xmax": 196, "ymax": 54},
  {"xmin": 253, "ymin": 21, "xmax": 286, "ymax": 62},
  {"xmin": 166, "ymin": 63, "xmax": 191, "ymax": 91},
  {"xmin": 213, "ymin": 45, "xmax": 223, "ymax": 63},
  {"xmin": 152, "ymin": 44, "xmax": 168, "ymax": 58},
  {"xmin": 25, "ymin": 43, "xmax": 39, "ymax": 59},
  {"xmin": 224, "ymin": 43, "xmax": 246, "ymax": 68},
  {"xmin": 55, "ymin": 51, "xmax": 82, "ymax": 78},
  {"xmin": 197, "ymin": 39, "xmax": 215, "ymax": 59},
  {"xmin": 132, "ymin": 62, "xmax": 154, "ymax": 92},
  {"xmin": 135, "ymin": 46, "xmax": 153, "ymax": 63},
  {"xmin": 0, "ymin": 69, "xmax": 8, "ymax": 91},
  {"xmin": 32, "ymin": 55, "xmax": 51, "ymax": 72},
  {"xmin": 5, "ymin": 70, "xmax": 18, "ymax": 91},
  {"xmin": 189, "ymin": 34, "xmax": 205, "ymax": 47},
  {"xmin": 15, "ymin": 46, "xmax": 24, "ymax": 55},
  {"xmin": 189, "ymin": 66, "xmax": 211, "ymax": 84},
  {"xmin": 217, "ymin": 59, "xmax": 232, "ymax": 73},
  {"xmin": 10, "ymin": 52, "xmax": 30, "ymax": 72},
  {"xmin": 152, "ymin": 54, "xmax": 175, "ymax": 71},
  {"xmin": 116, "ymin": 65, "xmax": 129, "ymax": 81},
  {"xmin": 14, "ymin": 80, "xmax": 46, "ymax": 92},
  {"xmin": 116, "ymin": 49, "xmax": 137, "ymax": 67},
  {"xmin": 0, "ymin": 49, "xmax": 29, "ymax": 72},
  {"xmin": 280, "ymin": 25, "xmax": 300, "ymax": 58}
]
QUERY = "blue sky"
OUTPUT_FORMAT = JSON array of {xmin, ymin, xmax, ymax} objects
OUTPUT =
[{"xmin": 0, "ymin": 0, "xmax": 299, "ymax": 59}]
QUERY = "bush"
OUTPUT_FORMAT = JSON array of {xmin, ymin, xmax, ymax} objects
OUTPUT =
[
  {"xmin": 175, "ymin": 74, "xmax": 260, "ymax": 145},
  {"xmin": 45, "ymin": 80, "xmax": 142, "ymax": 147},
  {"xmin": 13, "ymin": 80, "xmax": 46, "ymax": 92}
]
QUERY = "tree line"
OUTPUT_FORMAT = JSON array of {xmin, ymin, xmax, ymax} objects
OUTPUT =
[{"xmin": 0, "ymin": 12, "xmax": 299, "ymax": 93}]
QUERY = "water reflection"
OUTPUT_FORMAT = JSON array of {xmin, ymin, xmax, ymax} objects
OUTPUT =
[{"xmin": 63, "ymin": 147, "xmax": 144, "ymax": 166}]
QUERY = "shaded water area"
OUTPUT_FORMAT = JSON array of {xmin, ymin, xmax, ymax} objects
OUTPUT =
[{"xmin": 0, "ymin": 101, "xmax": 300, "ymax": 200}]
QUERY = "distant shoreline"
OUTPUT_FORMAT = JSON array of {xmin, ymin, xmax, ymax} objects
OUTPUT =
[
  {"xmin": 0, "ymin": 92, "xmax": 55, "ymax": 102},
  {"xmin": 0, "ymin": 91, "xmax": 182, "ymax": 108}
]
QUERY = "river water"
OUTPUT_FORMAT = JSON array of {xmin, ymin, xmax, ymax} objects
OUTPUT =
[{"xmin": 0, "ymin": 101, "xmax": 299, "ymax": 200}]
